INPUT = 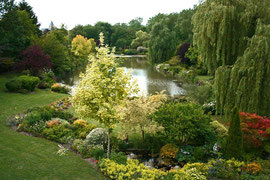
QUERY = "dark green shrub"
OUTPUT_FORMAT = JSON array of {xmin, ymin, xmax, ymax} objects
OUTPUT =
[
  {"xmin": 168, "ymin": 66, "xmax": 182, "ymax": 74},
  {"xmin": 184, "ymin": 83, "xmax": 214, "ymax": 105},
  {"xmin": 5, "ymin": 79, "xmax": 22, "ymax": 92},
  {"xmin": 89, "ymin": 145, "xmax": 106, "ymax": 160},
  {"xmin": 176, "ymin": 145, "xmax": 195, "ymax": 163},
  {"xmin": 151, "ymin": 102, "xmax": 216, "ymax": 145},
  {"xmin": 208, "ymin": 159, "xmax": 245, "ymax": 179},
  {"xmin": 226, "ymin": 106, "xmax": 243, "ymax": 160},
  {"xmin": 18, "ymin": 75, "xmax": 40, "ymax": 92},
  {"xmin": 110, "ymin": 151, "xmax": 127, "ymax": 165},
  {"xmin": 42, "ymin": 124, "xmax": 73, "ymax": 143}
]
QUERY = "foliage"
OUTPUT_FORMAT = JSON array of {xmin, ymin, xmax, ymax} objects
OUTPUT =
[
  {"xmin": 148, "ymin": 19, "xmax": 178, "ymax": 64},
  {"xmin": 208, "ymin": 158, "xmax": 245, "ymax": 179},
  {"xmin": 0, "ymin": 75, "xmax": 105, "ymax": 179},
  {"xmin": 89, "ymin": 145, "xmax": 106, "ymax": 160},
  {"xmin": 99, "ymin": 158, "xmax": 210, "ymax": 179},
  {"xmin": 193, "ymin": 0, "xmax": 270, "ymax": 75},
  {"xmin": 18, "ymin": 0, "xmax": 41, "ymax": 35},
  {"xmin": 16, "ymin": 45, "xmax": 52, "ymax": 75},
  {"xmin": 46, "ymin": 119, "xmax": 60, "ymax": 128},
  {"xmin": 175, "ymin": 42, "xmax": 191, "ymax": 66},
  {"xmin": 73, "ymin": 123, "xmax": 97, "ymax": 139},
  {"xmin": 41, "ymin": 124, "xmax": 73, "ymax": 143},
  {"xmin": 51, "ymin": 83, "xmax": 70, "ymax": 94},
  {"xmin": 72, "ymin": 33, "xmax": 138, "ymax": 158},
  {"xmin": 210, "ymin": 120, "xmax": 228, "ymax": 139},
  {"xmin": 226, "ymin": 106, "xmax": 243, "ymax": 160},
  {"xmin": 37, "ymin": 27, "xmax": 72, "ymax": 77},
  {"xmin": 0, "ymin": 9, "xmax": 38, "ymax": 57},
  {"xmin": 175, "ymin": 145, "xmax": 195, "ymax": 163},
  {"xmin": 5, "ymin": 78, "xmax": 22, "ymax": 92},
  {"xmin": 117, "ymin": 92, "xmax": 166, "ymax": 141},
  {"xmin": 240, "ymin": 112, "xmax": 270, "ymax": 153},
  {"xmin": 85, "ymin": 128, "xmax": 108, "ymax": 147},
  {"xmin": 152, "ymin": 102, "xmax": 215, "ymax": 145},
  {"xmin": 110, "ymin": 151, "xmax": 127, "ymax": 165},
  {"xmin": 160, "ymin": 143, "xmax": 179, "ymax": 159},
  {"xmin": 73, "ymin": 119, "xmax": 86, "ymax": 127},
  {"xmin": 184, "ymin": 83, "xmax": 213, "ymax": 105},
  {"xmin": 247, "ymin": 163, "xmax": 263, "ymax": 175},
  {"xmin": 0, "ymin": 58, "xmax": 14, "ymax": 72},
  {"xmin": 71, "ymin": 35, "xmax": 95, "ymax": 68},
  {"xmin": 131, "ymin": 30, "xmax": 150, "ymax": 48},
  {"xmin": 6, "ymin": 75, "xmax": 40, "ymax": 93},
  {"xmin": 215, "ymin": 22, "xmax": 270, "ymax": 117}
]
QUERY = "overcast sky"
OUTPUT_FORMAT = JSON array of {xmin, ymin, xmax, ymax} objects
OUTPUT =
[{"xmin": 21, "ymin": 0, "xmax": 199, "ymax": 29}]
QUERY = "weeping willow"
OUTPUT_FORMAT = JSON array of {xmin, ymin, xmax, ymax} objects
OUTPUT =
[
  {"xmin": 215, "ymin": 22, "xmax": 270, "ymax": 117},
  {"xmin": 192, "ymin": 0, "xmax": 267, "ymax": 75}
]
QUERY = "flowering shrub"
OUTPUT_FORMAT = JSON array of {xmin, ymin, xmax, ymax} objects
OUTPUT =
[
  {"xmin": 160, "ymin": 144, "xmax": 179, "ymax": 159},
  {"xmin": 51, "ymin": 83, "xmax": 70, "ymax": 94},
  {"xmin": 73, "ymin": 119, "xmax": 86, "ymax": 127},
  {"xmin": 240, "ymin": 112, "xmax": 270, "ymax": 149},
  {"xmin": 46, "ymin": 119, "xmax": 60, "ymax": 127},
  {"xmin": 247, "ymin": 163, "xmax": 262, "ymax": 175},
  {"xmin": 208, "ymin": 159, "xmax": 245, "ymax": 179},
  {"xmin": 99, "ymin": 159, "xmax": 209, "ymax": 179},
  {"xmin": 85, "ymin": 128, "xmax": 108, "ymax": 147}
]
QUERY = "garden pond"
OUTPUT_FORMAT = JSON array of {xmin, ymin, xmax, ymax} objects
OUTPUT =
[{"xmin": 62, "ymin": 56, "xmax": 185, "ymax": 96}]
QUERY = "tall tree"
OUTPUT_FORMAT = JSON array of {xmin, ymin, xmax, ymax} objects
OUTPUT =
[
  {"xmin": 0, "ymin": 9, "xmax": 38, "ymax": 57},
  {"xmin": 193, "ymin": 0, "xmax": 270, "ymax": 75},
  {"xmin": 18, "ymin": 0, "xmax": 41, "ymax": 36},
  {"xmin": 0, "ymin": 0, "xmax": 15, "ymax": 17},
  {"xmin": 215, "ymin": 22, "xmax": 270, "ymax": 117},
  {"xmin": 71, "ymin": 35, "xmax": 95, "ymax": 67},
  {"xmin": 72, "ymin": 33, "xmax": 138, "ymax": 158},
  {"xmin": 37, "ymin": 28, "xmax": 71, "ymax": 77}
]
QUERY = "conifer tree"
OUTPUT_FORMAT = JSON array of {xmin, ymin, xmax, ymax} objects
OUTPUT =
[{"xmin": 226, "ymin": 106, "xmax": 243, "ymax": 160}]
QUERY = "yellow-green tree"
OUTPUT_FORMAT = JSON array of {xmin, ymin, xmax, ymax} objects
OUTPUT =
[
  {"xmin": 72, "ymin": 33, "xmax": 138, "ymax": 158},
  {"xmin": 71, "ymin": 35, "xmax": 95, "ymax": 67},
  {"xmin": 117, "ymin": 92, "xmax": 167, "ymax": 142}
]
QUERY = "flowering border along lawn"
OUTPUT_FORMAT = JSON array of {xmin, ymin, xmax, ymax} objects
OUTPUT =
[{"xmin": 0, "ymin": 74, "xmax": 106, "ymax": 179}]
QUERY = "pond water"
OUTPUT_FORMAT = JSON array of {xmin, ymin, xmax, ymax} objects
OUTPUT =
[{"xmin": 63, "ymin": 56, "xmax": 184, "ymax": 96}]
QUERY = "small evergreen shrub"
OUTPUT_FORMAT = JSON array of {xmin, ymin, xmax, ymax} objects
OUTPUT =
[
  {"xmin": 18, "ymin": 75, "xmax": 40, "ymax": 92},
  {"xmin": 5, "ymin": 79, "xmax": 22, "ymax": 92}
]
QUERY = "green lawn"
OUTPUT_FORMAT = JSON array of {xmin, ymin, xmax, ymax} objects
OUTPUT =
[{"xmin": 0, "ymin": 74, "xmax": 105, "ymax": 179}]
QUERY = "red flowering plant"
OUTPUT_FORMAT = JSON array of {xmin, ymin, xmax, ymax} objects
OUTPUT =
[{"xmin": 239, "ymin": 112, "xmax": 270, "ymax": 149}]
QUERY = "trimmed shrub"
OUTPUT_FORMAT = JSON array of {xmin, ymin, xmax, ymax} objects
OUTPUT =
[
  {"xmin": 85, "ymin": 128, "xmax": 108, "ymax": 147},
  {"xmin": 5, "ymin": 79, "xmax": 22, "ymax": 92},
  {"xmin": 210, "ymin": 120, "xmax": 228, "ymax": 139},
  {"xmin": 18, "ymin": 75, "xmax": 40, "ymax": 92}
]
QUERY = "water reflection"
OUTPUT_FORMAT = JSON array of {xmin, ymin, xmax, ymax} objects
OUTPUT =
[
  {"xmin": 63, "ymin": 57, "xmax": 184, "ymax": 96},
  {"xmin": 121, "ymin": 57, "xmax": 184, "ymax": 96}
]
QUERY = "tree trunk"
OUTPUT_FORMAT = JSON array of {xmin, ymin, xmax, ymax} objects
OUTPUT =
[
  {"xmin": 107, "ymin": 128, "xmax": 111, "ymax": 158},
  {"xmin": 141, "ymin": 129, "xmax": 145, "ymax": 142}
]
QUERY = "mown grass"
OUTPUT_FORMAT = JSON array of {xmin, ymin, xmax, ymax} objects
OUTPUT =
[{"xmin": 0, "ymin": 74, "xmax": 105, "ymax": 179}]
